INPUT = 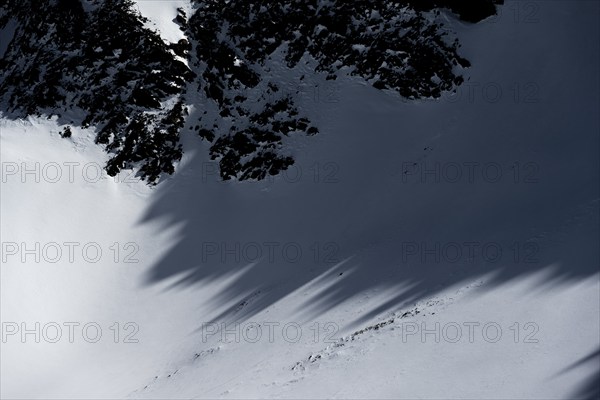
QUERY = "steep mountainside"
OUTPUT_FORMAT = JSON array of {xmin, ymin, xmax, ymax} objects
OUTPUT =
[{"xmin": 0, "ymin": 0, "xmax": 502, "ymax": 181}]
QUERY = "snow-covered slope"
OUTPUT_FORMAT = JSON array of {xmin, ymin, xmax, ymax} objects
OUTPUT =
[
  {"xmin": 133, "ymin": 0, "xmax": 191, "ymax": 44},
  {"xmin": 1, "ymin": 0, "xmax": 598, "ymax": 399}
]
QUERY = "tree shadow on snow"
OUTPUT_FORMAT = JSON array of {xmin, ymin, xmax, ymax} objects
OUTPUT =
[{"xmin": 137, "ymin": 0, "xmax": 599, "ymax": 394}]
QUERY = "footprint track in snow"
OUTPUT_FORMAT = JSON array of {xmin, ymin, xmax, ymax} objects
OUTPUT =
[{"xmin": 290, "ymin": 279, "xmax": 485, "ymax": 372}]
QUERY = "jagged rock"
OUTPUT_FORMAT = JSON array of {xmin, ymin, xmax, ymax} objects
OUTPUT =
[{"xmin": 0, "ymin": 0, "xmax": 500, "ymax": 183}]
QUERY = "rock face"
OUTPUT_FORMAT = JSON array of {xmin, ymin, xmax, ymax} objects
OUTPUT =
[
  {"xmin": 0, "ymin": 0, "xmax": 501, "ymax": 183},
  {"xmin": 0, "ymin": 0, "xmax": 194, "ymax": 182}
]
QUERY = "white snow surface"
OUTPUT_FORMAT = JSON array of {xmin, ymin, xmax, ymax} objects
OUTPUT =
[
  {"xmin": 132, "ymin": 0, "xmax": 191, "ymax": 44},
  {"xmin": 1, "ymin": 1, "xmax": 599, "ymax": 399}
]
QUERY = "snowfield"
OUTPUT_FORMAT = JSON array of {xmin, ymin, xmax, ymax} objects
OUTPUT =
[{"xmin": 1, "ymin": 0, "xmax": 599, "ymax": 399}]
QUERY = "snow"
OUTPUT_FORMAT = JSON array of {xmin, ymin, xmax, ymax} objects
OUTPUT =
[
  {"xmin": 132, "ymin": 0, "xmax": 192, "ymax": 44},
  {"xmin": 1, "ymin": 0, "xmax": 599, "ymax": 399}
]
